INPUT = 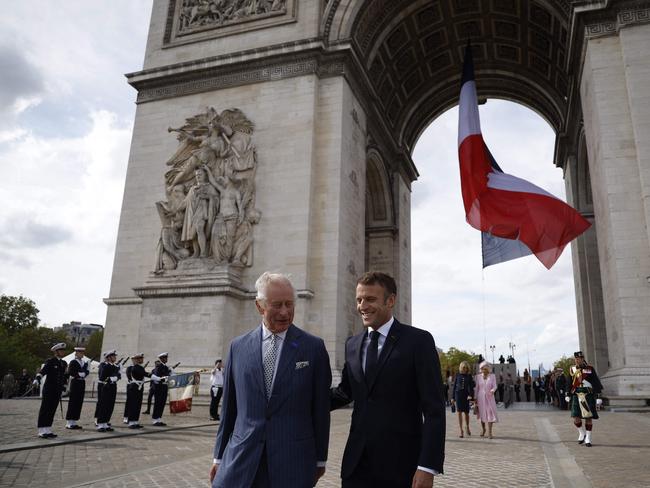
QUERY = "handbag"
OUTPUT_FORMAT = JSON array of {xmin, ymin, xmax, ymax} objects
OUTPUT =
[{"xmin": 451, "ymin": 404, "xmax": 456, "ymax": 413}]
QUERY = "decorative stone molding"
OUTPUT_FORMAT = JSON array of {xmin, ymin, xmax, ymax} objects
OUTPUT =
[
  {"xmin": 584, "ymin": 7, "xmax": 650, "ymax": 38},
  {"xmin": 164, "ymin": 0, "xmax": 297, "ymax": 46},
  {"xmin": 103, "ymin": 297, "xmax": 144, "ymax": 306}
]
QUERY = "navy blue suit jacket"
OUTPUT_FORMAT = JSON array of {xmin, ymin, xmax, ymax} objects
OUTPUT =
[
  {"xmin": 213, "ymin": 324, "xmax": 331, "ymax": 488},
  {"xmin": 331, "ymin": 320, "xmax": 446, "ymax": 484}
]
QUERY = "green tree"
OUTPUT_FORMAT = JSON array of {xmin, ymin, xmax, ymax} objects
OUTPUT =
[
  {"xmin": 553, "ymin": 355, "xmax": 574, "ymax": 376},
  {"xmin": 85, "ymin": 330, "xmax": 104, "ymax": 360},
  {"xmin": 0, "ymin": 295, "xmax": 39, "ymax": 335},
  {"xmin": 439, "ymin": 347, "xmax": 479, "ymax": 379}
]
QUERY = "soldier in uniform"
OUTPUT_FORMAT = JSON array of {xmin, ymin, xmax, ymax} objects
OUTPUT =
[
  {"xmin": 65, "ymin": 347, "xmax": 90, "ymax": 429},
  {"xmin": 566, "ymin": 351, "xmax": 603, "ymax": 447},
  {"xmin": 150, "ymin": 352, "xmax": 174, "ymax": 426},
  {"xmin": 36, "ymin": 343, "xmax": 68, "ymax": 438},
  {"xmin": 142, "ymin": 359, "xmax": 160, "ymax": 415},
  {"xmin": 125, "ymin": 353, "xmax": 150, "ymax": 429},
  {"xmin": 96, "ymin": 350, "xmax": 121, "ymax": 432}
]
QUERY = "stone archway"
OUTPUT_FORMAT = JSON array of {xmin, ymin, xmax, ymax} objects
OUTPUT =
[{"xmin": 107, "ymin": 0, "xmax": 650, "ymax": 402}]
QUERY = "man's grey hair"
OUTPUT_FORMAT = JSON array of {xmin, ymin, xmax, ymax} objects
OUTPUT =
[{"xmin": 255, "ymin": 272, "xmax": 296, "ymax": 302}]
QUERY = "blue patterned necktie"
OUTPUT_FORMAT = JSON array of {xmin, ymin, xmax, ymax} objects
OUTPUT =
[{"xmin": 263, "ymin": 334, "xmax": 279, "ymax": 399}]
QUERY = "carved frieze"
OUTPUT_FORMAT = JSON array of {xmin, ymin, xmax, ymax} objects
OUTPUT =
[
  {"xmin": 165, "ymin": 0, "xmax": 296, "ymax": 45},
  {"xmin": 154, "ymin": 107, "xmax": 261, "ymax": 274}
]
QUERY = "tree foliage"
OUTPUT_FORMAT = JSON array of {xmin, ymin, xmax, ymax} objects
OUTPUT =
[
  {"xmin": 0, "ymin": 294, "xmax": 68, "ymax": 381},
  {"xmin": 439, "ymin": 347, "xmax": 480, "ymax": 379},
  {"xmin": 0, "ymin": 294, "xmax": 39, "ymax": 335},
  {"xmin": 553, "ymin": 355, "xmax": 574, "ymax": 376},
  {"xmin": 85, "ymin": 330, "xmax": 104, "ymax": 361}
]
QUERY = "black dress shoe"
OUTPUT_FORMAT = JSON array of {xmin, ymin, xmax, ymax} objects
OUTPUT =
[
  {"xmin": 66, "ymin": 425, "xmax": 83, "ymax": 430},
  {"xmin": 152, "ymin": 422, "xmax": 167, "ymax": 427},
  {"xmin": 578, "ymin": 439, "xmax": 585, "ymax": 444},
  {"xmin": 105, "ymin": 427, "xmax": 114, "ymax": 432},
  {"xmin": 585, "ymin": 442, "xmax": 592, "ymax": 447},
  {"xmin": 38, "ymin": 434, "xmax": 50, "ymax": 439},
  {"xmin": 97, "ymin": 428, "xmax": 107, "ymax": 432},
  {"xmin": 128, "ymin": 424, "xmax": 144, "ymax": 429},
  {"xmin": 47, "ymin": 433, "xmax": 58, "ymax": 438},
  {"xmin": 142, "ymin": 410, "xmax": 150, "ymax": 415}
]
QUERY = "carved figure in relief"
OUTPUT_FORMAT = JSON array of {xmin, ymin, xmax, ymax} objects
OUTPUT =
[
  {"xmin": 154, "ymin": 185, "xmax": 192, "ymax": 273},
  {"xmin": 177, "ymin": 0, "xmax": 287, "ymax": 32},
  {"xmin": 182, "ymin": 165, "xmax": 220, "ymax": 258},
  {"xmin": 155, "ymin": 107, "xmax": 260, "ymax": 272}
]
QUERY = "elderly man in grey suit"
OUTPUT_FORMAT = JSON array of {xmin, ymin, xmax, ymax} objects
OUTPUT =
[{"xmin": 209, "ymin": 272, "xmax": 332, "ymax": 488}]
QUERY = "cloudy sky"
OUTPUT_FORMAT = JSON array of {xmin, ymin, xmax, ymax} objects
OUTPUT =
[{"xmin": 1, "ymin": 2, "xmax": 579, "ymax": 370}]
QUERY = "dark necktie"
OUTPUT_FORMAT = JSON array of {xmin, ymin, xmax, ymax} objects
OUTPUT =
[{"xmin": 365, "ymin": 331, "xmax": 380, "ymax": 382}]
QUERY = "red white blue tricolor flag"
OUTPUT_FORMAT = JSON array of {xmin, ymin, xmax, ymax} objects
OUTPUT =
[
  {"xmin": 457, "ymin": 45, "xmax": 591, "ymax": 269},
  {"xmin": 168, "ymin": 372, "xmax": 198, "ymax": 414}
]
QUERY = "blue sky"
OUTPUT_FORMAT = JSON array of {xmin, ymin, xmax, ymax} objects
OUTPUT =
[{"xmin": 0, "ymin": 2, "xmax": 578, "ymax": 370}]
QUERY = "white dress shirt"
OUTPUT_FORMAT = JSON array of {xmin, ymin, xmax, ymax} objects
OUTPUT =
[
  {"xmin": 211, "ymin": 369, "xmax": 223, "ymax": 388},
  {"xmin": 362, "ymin": 317, "xmax": 438, "ymax": 477}
]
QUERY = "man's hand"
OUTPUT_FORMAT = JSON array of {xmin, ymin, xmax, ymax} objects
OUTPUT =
[
  {"xmin": 209, "ymin": 463, "xmax": 218, "ymax": 483},
  {"xmin": 314, "ymin": 467, "xmax": 326, "ymax": 485},
  {"xmin": 412, "ymin": 469, "xmax": 434, "ymax": 488}
]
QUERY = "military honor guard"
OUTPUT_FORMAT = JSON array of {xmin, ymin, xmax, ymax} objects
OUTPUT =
[
  {"xmin": 65, "ymin": 347, "xmax": 89, "ymax": 429},
  {"xmin": 142, "ymin": 359, "xmax": 160, "ymax": 415},
  {"xmin": 566, "ymin": 351, "xmax": 603, "ymax": 447},
  {"xmin": 125, "ymin": 353, "xmax": 150, "ymax": 429},
  {"xmin": 96, "ymin": 350, "xmax": 121, "ymax": 432},
  {"xmin": 36, "ymin": 343, "xmax": 68, "ymax": 438},
  {"xmin": 150, "ymin": 352, "xmax": 174, "ymax": 426}
]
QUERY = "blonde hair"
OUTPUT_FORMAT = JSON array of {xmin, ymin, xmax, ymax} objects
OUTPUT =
[{"xmin": 459, "ymin": 361, "xmax": 470, "ymax": 374}]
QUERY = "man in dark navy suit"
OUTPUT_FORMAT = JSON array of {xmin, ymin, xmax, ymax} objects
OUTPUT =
[
  {"xmin": 332, "ymin": 272, "xmax": 446, "ymax": 488},
  {"xmin": 210, "ymin": 272, "xmax": 331, "ymax": 488}
]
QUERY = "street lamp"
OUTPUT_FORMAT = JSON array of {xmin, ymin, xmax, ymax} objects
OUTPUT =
[{"xmin": 489, "ymin": 345, "xmax": 496, "ymax": 363}]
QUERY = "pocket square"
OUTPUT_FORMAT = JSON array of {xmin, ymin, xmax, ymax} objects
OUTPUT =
[{"xmin": 295, "ymin": 361, "xmax": 310, "ymax": 370}]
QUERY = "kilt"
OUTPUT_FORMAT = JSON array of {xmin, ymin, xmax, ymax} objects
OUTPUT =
[{"xmin": 570, "ymin": 387, "xmax": 599, "ymax": 419}]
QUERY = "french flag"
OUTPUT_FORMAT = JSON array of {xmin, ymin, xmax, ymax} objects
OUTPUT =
[{"xmin": 457, "ymin": 45, "xmax": 591, "ymax": 269}]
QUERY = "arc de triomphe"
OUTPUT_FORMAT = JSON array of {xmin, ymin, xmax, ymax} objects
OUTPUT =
[{"xmin": 104, "ymin": 0, "xmax": 650, "ymax": 405}]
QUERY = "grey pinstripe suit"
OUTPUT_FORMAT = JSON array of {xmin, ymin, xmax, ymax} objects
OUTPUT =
[{"xmin": 213, "ymin": 324, "xmax": 332, "ymax": 488}]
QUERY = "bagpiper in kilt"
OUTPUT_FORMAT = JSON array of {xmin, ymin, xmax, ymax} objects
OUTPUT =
[
  {"xmin": 125, "ymin": 353, "xmax": 150, "ymax": 429},
  {"xmin": 567, "ymin": 351, "xmax": 603, "ymax": 447},
  {"xmin": 96, "ymin": 350, "xmax": 121, "ymax": 432},
  {"xmin": 65, "ymin": 347, "xmax": 89, "ymax": 429},
  {"xmin": 36, "ymin": 343, "xmax": 68, "ymax": 438}
]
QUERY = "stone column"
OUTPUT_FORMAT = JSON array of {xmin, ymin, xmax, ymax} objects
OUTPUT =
[{"xmin": 579, "ymin": 24, "xmax": 650, "ymax": 401}]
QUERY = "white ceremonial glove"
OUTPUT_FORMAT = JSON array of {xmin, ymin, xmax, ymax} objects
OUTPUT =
[
  {"xmin": 110, "ymin": 376, "xmax": 118, "ymax": 383},
  {"xmin": 151, "ymin": 374, "xmax": 161, "ymax": 383},
  {"xmin": 78, "ymin": 372, "xmax": 86, "ymax": 378},
  {"xmin": 32, "ymin": 380, "xmax": 38, "ymax": 386},
  {"xmin": 565, "ymin": 396, "xmax": 570, "ymax": 403},
  {"xmin": 167, "ymin": 369, "xmax": 174, "ymax": 376},
  {"xmin": 596, "ymin": 398, "xmax": 603, "ymax": 406}
]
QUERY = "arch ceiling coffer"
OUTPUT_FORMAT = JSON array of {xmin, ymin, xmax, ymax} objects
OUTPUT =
[{"xmin": 331, "ymin": 0, "xmax": 572, "ymax": 151}]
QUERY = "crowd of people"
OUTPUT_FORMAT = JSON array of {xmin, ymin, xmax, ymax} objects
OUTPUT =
[
  {"xmin": 443, "ymin": 353, "xmax": 603, "ymax": 445},
  {"xmin": 1, "ymin": 368, "xmax": 38, "ymax": 398}
]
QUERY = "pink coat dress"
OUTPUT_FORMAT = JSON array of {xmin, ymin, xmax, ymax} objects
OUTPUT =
[{"xmin": 474, "ymin": 373, "xmax": 499, "ymax": 423}]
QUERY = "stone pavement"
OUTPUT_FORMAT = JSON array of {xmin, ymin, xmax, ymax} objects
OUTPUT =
[{"xmin": 1, "ymin": 398, "xmax": 649, "ymax": 487}]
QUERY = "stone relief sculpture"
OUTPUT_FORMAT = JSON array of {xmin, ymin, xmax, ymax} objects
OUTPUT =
[
  {"xmin": 154, "ymin": 107, "xmax": 260, "ymax": 273},
  {"xmin": 178, "ymin": 0, "xmax": 287, "ymax": 33}
]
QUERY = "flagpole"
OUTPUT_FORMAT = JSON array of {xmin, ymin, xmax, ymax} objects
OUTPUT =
[{"xmin": 482, "ymin": 268, "xmax": 487, "ymax": 360}]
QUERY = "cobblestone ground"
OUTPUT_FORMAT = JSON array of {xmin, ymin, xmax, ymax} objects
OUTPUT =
[{"xmin": 1, "ymin": 398, "xmax": 649, "ymax": 487}]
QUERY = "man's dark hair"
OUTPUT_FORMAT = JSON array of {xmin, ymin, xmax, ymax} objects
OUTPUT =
[
  {"xmin": 356, "ymin": 271, "xmax": 397, "ymax": 297},
  {"xmin": 215, "ymin": 359, "xmax": 222, "ymax": 364}
]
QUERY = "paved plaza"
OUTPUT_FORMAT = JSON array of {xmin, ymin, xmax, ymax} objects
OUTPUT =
[{"xmin": 0, "ymin": 398, "xmax": 649, "ymax": 487}]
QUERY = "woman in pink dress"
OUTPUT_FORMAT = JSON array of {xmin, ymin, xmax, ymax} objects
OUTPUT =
[{"xmin": 474, "ymin": 361, "xmax": 499, "ymax": 438}]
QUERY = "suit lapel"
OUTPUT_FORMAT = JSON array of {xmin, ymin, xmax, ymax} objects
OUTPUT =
[
  {"xmin": 348, "ymin": 331, "xmax": 366, "ymax": 387},
  {"xmin": 246, "ymin": 326, "xmax": 265, "ymax": 396},
  {"xmin": 367, "ymin": 320, "xmax": 403, "ymax": 393}
]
